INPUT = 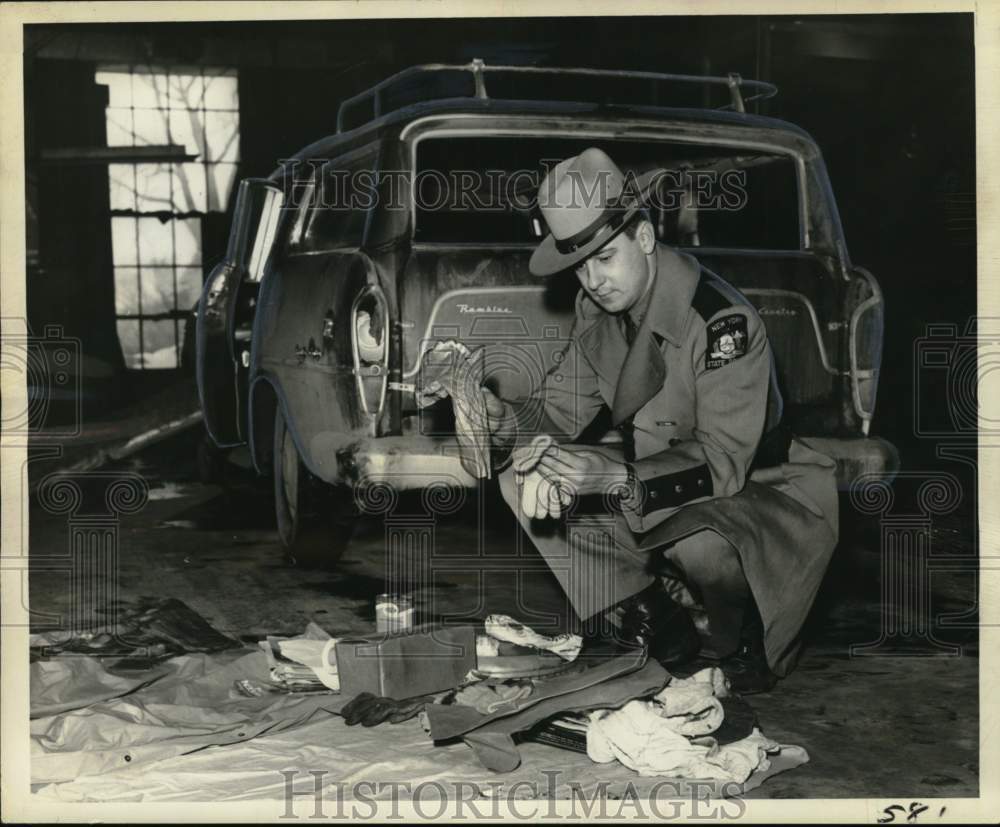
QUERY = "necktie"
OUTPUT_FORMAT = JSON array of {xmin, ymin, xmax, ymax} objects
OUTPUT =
[
  {"xmin": 622, "ymin": 313, "xmax": 638, "ymax": 347},
  {"xmin": 620, "ymin": 313, "xmax": 638, "ymax": 461}
]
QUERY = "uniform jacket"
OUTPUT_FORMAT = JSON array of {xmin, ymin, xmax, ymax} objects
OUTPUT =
[{"xmin": 500, "ymin": 243, "xmax": 840, "ymax": 675}]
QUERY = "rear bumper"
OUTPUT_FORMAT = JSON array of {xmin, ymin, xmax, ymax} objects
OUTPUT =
[
  {"xmin": 322, "ymin": 433, "xmax": 898, "ymax": 493},
  {"xmin": 313, "ymin": 433, "xmax": 480, "ymax": 489}
]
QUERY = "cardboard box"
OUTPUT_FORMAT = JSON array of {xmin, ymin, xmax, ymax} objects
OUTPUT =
[{"xmin": 336, "ymin": 625, "xmax": 477, "ymax": 699}]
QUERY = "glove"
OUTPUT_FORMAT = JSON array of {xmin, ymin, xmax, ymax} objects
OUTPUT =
[
  {"xmin": 513, "ymin": 435, "xmax": 567, "ymax": 520},
  {"xmin": 341, "ymin": 691, "xmax": 434, "ymax": 727}
]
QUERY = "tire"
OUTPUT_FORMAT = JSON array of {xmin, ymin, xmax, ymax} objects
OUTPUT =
[{"xmin": 273, "ymin": 406, "xmax": 357, "ymax": 568}]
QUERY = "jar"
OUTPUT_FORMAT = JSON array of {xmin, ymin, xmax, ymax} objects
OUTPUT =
[{"xmin": 375, "ymin": 593, "xmax": 414, "ymax": 634}]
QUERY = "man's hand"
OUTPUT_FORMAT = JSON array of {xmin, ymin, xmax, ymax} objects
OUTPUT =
[
  {"xmin": 419, "ymin": 381, "xmax": 510, "ymax": 435},
  {"xmin": 480, "ymin": 385, "xmax": 510, "ymax": 434},
  {"xmin": 535, "ymin": 445, "xmax": 630, "ymax": 498},
  {"xmin": 511, "ymin": 438, "xmax": 629, "ymax": 519}
]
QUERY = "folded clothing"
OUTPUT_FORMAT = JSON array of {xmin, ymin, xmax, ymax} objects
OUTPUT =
[
  {"xmin": 425, "ymin": 649, "xmax": 667, "ymax": 772},
  {"xmin": 451, "ymin": 680, "xmax": 534, "ymax": 715}
]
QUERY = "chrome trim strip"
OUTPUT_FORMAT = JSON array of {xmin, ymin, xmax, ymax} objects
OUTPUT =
[
  {"xmin": 741, "ymin": 288, "xmax": 841, "ymax": 376},
  {"xmin": 401, "ymin": 286, "xmax": 549, "ymax": 379}
]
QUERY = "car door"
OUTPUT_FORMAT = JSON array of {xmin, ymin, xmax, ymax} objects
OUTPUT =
[
  {"xmin": 252, "ymin": 145, "xmax": 387, "ymax": 482},
  {"xmin": 197, "ymin": 177, "xmax": 284, "ymax": 447}
]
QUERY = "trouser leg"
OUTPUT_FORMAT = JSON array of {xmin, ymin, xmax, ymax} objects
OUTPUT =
[
  {"xmin": 661, "ymin": 529, "xmax": 750, "ymax": 659},
  {"xmin": 498, "ymin": 464, "xmax": 654, "ymax": 624}
]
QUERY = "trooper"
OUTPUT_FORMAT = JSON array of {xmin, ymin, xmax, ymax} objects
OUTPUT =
[{"xmin": 465, "ymin": 147, "xmax": 840, "ymax": 693}]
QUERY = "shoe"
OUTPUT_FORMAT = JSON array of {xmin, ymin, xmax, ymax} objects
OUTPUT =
[
  {"xmin": 719, "ymin": 616, "xmax": 777, "ymax": 695},
  {"xmin": 617, "ymin": 580, "xmax": 702, "ymax": 667}
]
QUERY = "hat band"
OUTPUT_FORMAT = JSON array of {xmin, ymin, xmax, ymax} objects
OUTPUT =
[{"xmin": 554, "ymin": 206, "xmax": 631, "ymax": 256}]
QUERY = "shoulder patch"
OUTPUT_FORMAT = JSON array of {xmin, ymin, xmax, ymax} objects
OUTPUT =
[
  {"xmin": 705, "ymin": 313, "xmax": 749, "ymax": 370},
  {"xmin": 691, "ymin": 273, "xmax": 731, "ymax": 322}
]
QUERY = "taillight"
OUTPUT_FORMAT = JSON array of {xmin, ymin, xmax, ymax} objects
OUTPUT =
[
  {"xmin": 849, "ymin": 267, "xmax": 884, "ymax": 435},
  {"xmin": 351, "ymin": 286, "xmax": 389, "ymax": 420}
]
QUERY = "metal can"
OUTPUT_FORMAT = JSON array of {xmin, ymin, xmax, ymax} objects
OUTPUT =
[{"xmin": 375, "ymin": 593, "xmax": 414, "ymax": 634}]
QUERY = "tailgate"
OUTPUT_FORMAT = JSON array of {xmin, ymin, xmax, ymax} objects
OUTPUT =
[{"xmin": 399, "ymin": 247, "xmax": 577, "ymax": 404}]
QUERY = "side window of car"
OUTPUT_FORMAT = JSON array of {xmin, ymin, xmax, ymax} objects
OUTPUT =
[{"xmin": 301, "ymin": 148, "xmax": 379, "ymax": 252}]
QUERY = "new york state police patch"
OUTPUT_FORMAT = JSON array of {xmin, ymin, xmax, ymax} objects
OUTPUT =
[{"xmin": 706, "ymin": 314, "xmax": 749, "ymax": 369}]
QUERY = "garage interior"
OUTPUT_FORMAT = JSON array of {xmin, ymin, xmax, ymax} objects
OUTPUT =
[{"xmin": 20, "ymin": 14, "xmax": 978, "ymax": 803}]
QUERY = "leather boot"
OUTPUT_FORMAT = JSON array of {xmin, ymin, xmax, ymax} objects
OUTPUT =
[
  {"xmin": 617, "ymin": 579, "xmax": 701, "ymax": 667},
  {"xmin": 719, "ymin": 605, "xmax": 777, "ymax": 695}
]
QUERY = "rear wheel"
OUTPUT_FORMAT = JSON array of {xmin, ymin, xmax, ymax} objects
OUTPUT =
[{"xmin": 273, "ymin": 407, "xmax": 357, "ymax": 568}]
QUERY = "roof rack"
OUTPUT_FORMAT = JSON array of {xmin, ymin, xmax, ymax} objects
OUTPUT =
[{"xmin": 336, "ymin": 59, "xmax": 778, "ymax": 133}]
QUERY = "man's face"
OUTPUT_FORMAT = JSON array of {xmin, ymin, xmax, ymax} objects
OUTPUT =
[{"xmin": 573, "ymin": 220, "xmax": 655, "ymax": 315}]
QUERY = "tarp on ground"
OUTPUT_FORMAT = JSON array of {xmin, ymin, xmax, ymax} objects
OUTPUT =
[{"xmin": 30, "ymin": 647, "xmax": 808, "ymax": 802}]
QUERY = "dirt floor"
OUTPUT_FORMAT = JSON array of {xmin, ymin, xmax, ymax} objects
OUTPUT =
[{"xmin": 26, "ymin": 426, "xmax": 979, "ymax": 800}]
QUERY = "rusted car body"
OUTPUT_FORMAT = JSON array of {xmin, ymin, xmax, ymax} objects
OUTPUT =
[{"xmin": 197, "ymin": 62, "xmax": 897, "ymax": 558}]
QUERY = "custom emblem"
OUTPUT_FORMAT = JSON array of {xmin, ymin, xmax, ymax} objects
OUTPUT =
[{"xmin": 706, "ymin": 314, "xmax": 748, "ymax": 369}]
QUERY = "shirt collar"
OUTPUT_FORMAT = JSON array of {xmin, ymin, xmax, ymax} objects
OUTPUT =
[{"xmin": 577, "ymin": 244, "xmax": 702, "ymax": 347}]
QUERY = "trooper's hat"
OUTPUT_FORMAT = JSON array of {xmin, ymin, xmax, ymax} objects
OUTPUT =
[{"xmin": 529, "ymin": 147, "xmax": 658, "ymax": 277}]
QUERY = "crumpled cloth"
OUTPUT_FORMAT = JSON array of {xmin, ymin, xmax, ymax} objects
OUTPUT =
[
  {"xmin": 451, "ymin": 680, "xmax": 535, "ymax": 715},
  {"xmin": 587, "ymin": 698, "xmax": 783, "ymax": 782},
  {"xmin": 418, "ymin": 340, "xmax": 491, "ymax": 479},
  {"xmin": 650, "ymin": 667, "xmax": 728, "ymax": 737},
  {"xmin": 483, "ymin": 614, "xmax": 583, "ymax": 661}
]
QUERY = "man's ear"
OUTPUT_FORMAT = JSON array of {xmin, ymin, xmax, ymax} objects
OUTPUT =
[{"xmin": 638, "ymin": 218, "xmax": 656, "ymax": 254}]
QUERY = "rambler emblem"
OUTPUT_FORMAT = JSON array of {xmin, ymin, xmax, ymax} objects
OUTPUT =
[{"xmin": 456, "ymin": 303, "xmax": 512, "ymax": 314}]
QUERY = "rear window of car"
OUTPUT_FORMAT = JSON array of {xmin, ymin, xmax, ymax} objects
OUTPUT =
[{"xmin": 413, "ymin": 136, "xmax": 800, "ymax": 250}]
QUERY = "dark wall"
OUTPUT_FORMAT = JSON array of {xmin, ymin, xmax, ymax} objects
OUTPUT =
[{"xmin": 25, "ymin": 59, "xmax": 126, "ymax": 414}]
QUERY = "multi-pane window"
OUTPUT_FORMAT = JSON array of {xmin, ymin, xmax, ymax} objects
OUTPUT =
[{"xmin": 96, "ymin": 65, "xmax": 240, "ymax": 368}]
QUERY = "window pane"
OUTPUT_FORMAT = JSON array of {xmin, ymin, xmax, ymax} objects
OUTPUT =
[
  {"xmin": 167, "ymin": 72, "xmax": 204, "ymax": 110},
  {"xmin": 176, "ymin": 267, "xmax": 203, "ymax": 310},
  {"xmin": 132, "ymin": 70, "xmax": 170, "ymax": 109},
  {"xmin": 132, "ymin": 108, "xmax": 170, "ymax": 147},
  {"xmin": 109, "ymin": 165, "xmax": 137, "ymax": 211},
  {"xmin": 204, "ymin": 110, "xmax": 239, "ymax": 162},
  {"xmin": 693, "ymin": 158, "xmax": 800, "ymax": 249},
  {"xmin": 96, "ymin": 69, "xmax": 132, "ymax": 107},
  {"xmin": 136, "ymin": 217, "xmax": 174, "ymax": 266},
  {"xmin": 174, "ymin": 218, "xmax": 202, "ymax": 265},
  {"xmin": 305, "ymin": 159, "xmax": 375, "ymax": 250},
  {"xmin": 168, "ymin": 108, "xmax": 205, "ymax": 159},
  {"xmin": 171, "ymin": 163, "xmax": 207, "ymax": 212},
  {"xmin": 105, "ymin": 108, "xmax": 134, "ymax": 147},
  {"xmin": 140, "ymin": 267, "xmax": 176, "ymax": 315},
  {"xmin": 113, "ymin": 267, "xmax": 140, "ymax": 315},
  {"xmin": 203, "ymin": 72, "xmax": 238, "ymax": 110},
  {"xmin": 141, "ymin": 320, "xmax": 178, "ymax": 368},
  {"xmin": 111, "ymin": 216, "xmax": 137, "ymax": 265},
  {"xmin": 207, "ymin": 162, "xmax": 238, "ymax": 212},
  {"xmin": 116, "ymin": 319, "xmax": 142, "ymax": 369},
  {"xmin": 134, "ymin": 163, "xmax": 173, "ymax": 212}
]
